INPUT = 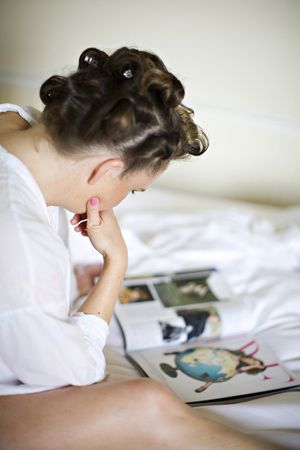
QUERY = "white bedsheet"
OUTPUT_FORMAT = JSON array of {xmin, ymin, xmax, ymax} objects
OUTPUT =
[{"xmin": 68, "ymin": 187, "xmax": 300, "ymax": 449}]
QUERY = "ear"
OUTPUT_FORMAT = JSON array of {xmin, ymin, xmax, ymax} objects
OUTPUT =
[{"xmin": 87, "ymin": 158, "xmax": 125, "ymax": 185}]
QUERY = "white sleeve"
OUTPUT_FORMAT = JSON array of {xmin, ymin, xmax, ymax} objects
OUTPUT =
[
  {"xmin": 71, "ymin": 312, "xmax": 110, "ymax": 374},
  {"xmin": 0, "ymin": 306, "xmax": 109, "ymax": 388},
  {"xmin": 0, "ymin": 209, "xmax": 109, "ymax": 388}
]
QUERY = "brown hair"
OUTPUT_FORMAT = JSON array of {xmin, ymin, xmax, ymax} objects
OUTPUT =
[{"xmin": 40, "ymin": 47, "xmax": 208, "ymax": 174}]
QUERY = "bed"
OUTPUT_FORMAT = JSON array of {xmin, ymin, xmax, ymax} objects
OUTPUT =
[{"xmin": 68, "ymin": 186, "xmax": 300, "ymax": 449}]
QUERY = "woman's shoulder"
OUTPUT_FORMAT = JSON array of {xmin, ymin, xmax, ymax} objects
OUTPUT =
[
  {"xmin": 0, "ymin": 105, "xmax": 46, "ymax": 222},
  {"xmin": 0, "ymin": 103, "xmax": 41, "ymax": 123},
  {"xmin": 0, "ymin": 104, "xmax": 41, "ymax": 136},
  {"xmin": 0, "ymin": 152, "xmax": 48, "ymax": 227}
]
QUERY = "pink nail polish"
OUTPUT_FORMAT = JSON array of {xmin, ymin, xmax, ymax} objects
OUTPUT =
[{"xmin": 89, "ymin": 197, "xmax": 98, "ymax": 205}]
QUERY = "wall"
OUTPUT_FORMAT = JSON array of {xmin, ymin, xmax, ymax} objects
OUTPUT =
[{"xmin": 0, "ymin": 0, "xmax": 299, "ymax": 206}]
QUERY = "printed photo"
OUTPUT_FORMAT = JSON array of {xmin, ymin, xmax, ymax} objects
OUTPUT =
[
  {"xmin": 159, "ymin": 339, "xmax": 287, "ymax": 394},
  {"xmin": 176, "ymin": 306, "xmax": 222, "ymax": 340},
  {"xmin": 119, "ymin": 284, "xmax": 154, "ymax": 304},
  {"xmin": 154, "ymin": 275, "xmax": 218, "ymax": 307},
  {"xmin": 159, "ymin": 321, "xmax": 186, "ymax": 343}
]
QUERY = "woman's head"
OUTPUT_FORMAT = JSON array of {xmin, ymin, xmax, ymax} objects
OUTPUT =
[{"xmin": 39, "ymin": 47, "xmax": 208, "ymax": 177}]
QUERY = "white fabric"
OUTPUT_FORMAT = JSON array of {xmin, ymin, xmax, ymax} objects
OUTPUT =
[
  {"xmin": 69, "ymin": 188, "xmax": 300, "ymax": 449},
  {"xmin": 0, "ymin": 104, "xmax": 109, "ymax": 395}
]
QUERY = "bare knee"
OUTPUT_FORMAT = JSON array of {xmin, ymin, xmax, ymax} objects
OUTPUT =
[
  {"xmin": 118, "ymin": 378, "xmax": 195, "ymax": 448},
  {"xmin": 114, "ymin": 378, "xmax": 188, "ymax": 428},
  {"xmin": 132, "ymin": 378, "xmax": 184, "ymax": 411}
]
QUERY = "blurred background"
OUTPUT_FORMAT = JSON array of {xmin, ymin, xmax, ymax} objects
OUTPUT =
[{"xmin": 0, "ymin": 0, "xmax": 299, "ymax": 206}]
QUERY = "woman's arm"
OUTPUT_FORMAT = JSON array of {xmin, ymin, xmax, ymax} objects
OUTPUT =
[
  {"xmin": 71, "ymin": 197, "xmax": 128, "ymax": 323},
  {"xmin": 78, "ymin": 258, "xmax": 126, "ymax": 323}
]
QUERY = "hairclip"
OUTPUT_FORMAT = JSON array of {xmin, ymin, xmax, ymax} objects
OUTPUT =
[
  {"xmin": 123, "ymin": 69, "xmax": 133, "ymax": 79},
  {"xmin": 84, "ymin": 55, "xmax": 98, "ymax": 67},
  {"xmin": 181, "ymin": 104, "xmax": 194, "ymax": 115}
]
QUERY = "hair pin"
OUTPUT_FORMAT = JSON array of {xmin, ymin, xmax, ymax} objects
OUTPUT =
[
  {"xmin": 84, "ymin": 55, "xmax": 98, "ymax": 67},
  {"xmin": 123, "ymin": 69, "xmax": 133, "ymax": 79}
]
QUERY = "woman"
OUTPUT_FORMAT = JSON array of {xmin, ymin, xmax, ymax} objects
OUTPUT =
[{"xmin": 0, "ymin": 47, "xmax": 273, "ymax": 449}]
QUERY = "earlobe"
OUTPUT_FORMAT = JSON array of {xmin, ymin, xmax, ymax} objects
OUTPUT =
[{"xmin": 88, "ymin": 158, "xmax": 124, "ymax": 185}]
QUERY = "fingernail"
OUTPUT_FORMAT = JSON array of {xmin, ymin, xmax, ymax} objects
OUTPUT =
[{"xmin": 89, "ymin": 197, "xmax": 98, "ymax": 205}]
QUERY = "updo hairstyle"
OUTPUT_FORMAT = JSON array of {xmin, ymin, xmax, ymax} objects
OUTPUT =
[{"xmin": 40, "ymin": 47, "xmax": 209, "ymax": 174}]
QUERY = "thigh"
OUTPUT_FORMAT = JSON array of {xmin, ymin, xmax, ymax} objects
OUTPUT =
[
  {"xmin": 0, "ymin": 378, "xmax": 158, "ymax": 450},
  {"xmin": 0, "ymin": 379, "xmax": 276, "ymax": 450}
]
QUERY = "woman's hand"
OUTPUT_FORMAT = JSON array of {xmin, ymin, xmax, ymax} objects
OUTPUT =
[
  {"xmin": 74, "ymin": 263, "xmax": 103, "ymax": 297},
  {"xmin": 70, "ymin": 197, "xmax": 128, "ymax": 266}
]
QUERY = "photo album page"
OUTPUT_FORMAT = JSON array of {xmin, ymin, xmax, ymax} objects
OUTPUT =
[{"xmin": 114, "ymin": 268, "xmax": 299, "ymax": 405}]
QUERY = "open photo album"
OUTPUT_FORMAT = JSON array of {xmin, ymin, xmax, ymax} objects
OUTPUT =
[{"xmin": 114, "ymin": 268, "xmax": 299, "ymax": 406}]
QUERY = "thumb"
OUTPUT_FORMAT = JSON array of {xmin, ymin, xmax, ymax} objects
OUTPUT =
[{"xmin": 86, "ymin": 197, "xmax": 101, "ymax": 226}]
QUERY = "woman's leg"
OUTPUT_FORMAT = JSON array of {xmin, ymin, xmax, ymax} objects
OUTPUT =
[{"xmin": 0, "ymin": 378, "xmax": 275, "ymax": 450}]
